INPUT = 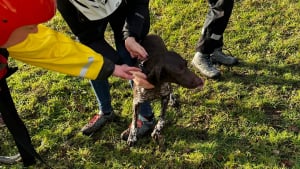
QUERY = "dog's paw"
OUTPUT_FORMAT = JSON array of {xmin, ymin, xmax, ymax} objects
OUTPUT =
[
  {"xmin": 127, "ymin": 128, "xmax": 138, "ymax": 146},
  {"xmin": 151, "ymin": 132, "xmax": 166, "ymax": 151}
]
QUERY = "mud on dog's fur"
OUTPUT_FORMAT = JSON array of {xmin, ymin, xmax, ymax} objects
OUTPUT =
[{"xmin": 125, "ymin": 34, "xmax": 204, "ymax": 146}]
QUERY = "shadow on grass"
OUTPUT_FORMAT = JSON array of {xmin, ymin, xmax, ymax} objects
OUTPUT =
[{"xmin": 220, "ymin": 61, "xmax": 300, "ymax": 88}]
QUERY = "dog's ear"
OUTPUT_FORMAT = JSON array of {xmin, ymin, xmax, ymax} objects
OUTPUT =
[{"xmin": 147, "ymin": 64, "xmax": 162, "ymax": 86}]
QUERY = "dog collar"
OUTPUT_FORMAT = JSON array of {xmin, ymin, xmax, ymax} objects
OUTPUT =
[{"xmin": 138, "ymin": 59, "xmax": 149, "ymax": 75}]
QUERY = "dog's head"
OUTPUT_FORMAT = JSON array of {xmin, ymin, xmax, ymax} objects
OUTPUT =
[{"xmin": 140, "ymin": 35, "xmax": 204, "ymax": 89}]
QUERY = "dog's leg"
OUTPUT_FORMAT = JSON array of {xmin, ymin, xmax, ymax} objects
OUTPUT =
[
  {"xmin": 169, "ymin": 93, "xmax": 180, "ymax": 110},
  {"xmin": 151, "ymin": 95, "xmax": 169, "ymax": 142},
  {"xmin": 127, "ymin": 102, "xmax": 140, "ymax": 146}
]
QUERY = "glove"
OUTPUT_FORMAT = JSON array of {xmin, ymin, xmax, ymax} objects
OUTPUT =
[{"xmin": 0, "ymin": 54, "xmax": 8, "ymax": 80}]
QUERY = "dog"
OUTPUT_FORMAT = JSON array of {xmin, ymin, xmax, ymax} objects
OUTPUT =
[{"xmin": 125, "ymin": 34, "xmax": 204, "ymax": 146}]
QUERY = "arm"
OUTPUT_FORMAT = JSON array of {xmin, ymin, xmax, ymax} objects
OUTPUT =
[
  {"xmin": 123, "ymin": 0, "xmax": 150, "ymax": 59},
  {"xmin": 123, "ymin": 0, "xmax": 150, "ymax": 41},
  {"xmin": 8, "ymin": 24, "xmax": 148, "ymax": 82},
  {"xmin": 8, "ymin": 24, "xmax": 112, "ymax": 80}
]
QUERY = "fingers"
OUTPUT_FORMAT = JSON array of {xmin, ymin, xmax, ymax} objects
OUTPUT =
[
  {"xmin": 133, "ymin": 77, "xmax": 155, "ymax": 89},
  {"xmin": 131, "ymin": 45, "xmax": 148, "ymax": 59},
  {"xmin": 125, "ymin": 37, "xmax": 148, "ymax": 60},
  {"xmin": 130, "ymin": 70, "xmax": 155, "ymax": 89},
  {"xmin": 113, "ymin": 64, "xmax": 146, "ymax": 79},
  {"xmin": 113, "ymin": 64, "xmax": 154, "ymax": 89},
  {"xmin": 113, "ymin": 65, "xmax": 135, "ymax": 80},
  {"xmin": 129, "ymin": 70, "xmax": 147, "ymax": 79},
  {"xmin": 126, "ymin": 66, "xmax": 141, "ymax": 72}
]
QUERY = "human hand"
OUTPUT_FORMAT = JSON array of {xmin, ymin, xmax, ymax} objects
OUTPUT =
[
  {"xmin": 112, "ymin": 64, "xmax": 154, "ymax": 89},
  {"xmin": 130, "ymin": 71, "xmax": 155, "ymax": 89},
  {"xmin": 125, "ymin": 37, "xmax": 148, "ymax": 60},
  {"xmin": 113, "ymin": 64, "xmax": 141, "ymax": 80}
]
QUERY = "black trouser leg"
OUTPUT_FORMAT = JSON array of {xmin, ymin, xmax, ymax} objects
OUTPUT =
[
  {"xmin": 0, "ymin": 80, "xmax": 36, "ymax": 167},
  {"xmin": 196, "ymin": 0, "xmax": 234, "ymax": 54}
]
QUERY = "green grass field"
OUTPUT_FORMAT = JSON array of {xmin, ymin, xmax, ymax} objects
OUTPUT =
[{"xmin": 1, "ymin": 0, "xmax": 299, "ymax": 168}]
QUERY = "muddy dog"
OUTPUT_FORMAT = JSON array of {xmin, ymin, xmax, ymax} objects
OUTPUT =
[{"xmin": 124, "ymin": 34, "xmax": 204, "ymax": 146}]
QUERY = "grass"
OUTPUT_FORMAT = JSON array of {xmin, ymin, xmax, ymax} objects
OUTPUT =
[{"xmin": 1, "ymin": 0, "xmax": 299, "ymax": 168}]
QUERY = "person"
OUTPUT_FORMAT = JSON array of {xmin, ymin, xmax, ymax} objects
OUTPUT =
[
  {"xmin": 0, "ymin": 0, "xmax": 149, "ymax": 167},
  {"xmin": 0, "ymin": 113, "xmax": 21, "ymax": 165},
  {"xmin": 192, "ymin": 0, "xmax": 238, "ymax": 78},
  {"xmin": 57, "ymin": 0, "xmax": 156, "ymax": 139},
  {"xmin": 0, "ymin": 153, "xmax": 21, "ymax": 165},
  {"xmin": 0, "ymin": 113, "xmax": 4, "ymax": 127}
]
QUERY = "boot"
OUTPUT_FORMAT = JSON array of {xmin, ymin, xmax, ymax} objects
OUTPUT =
[
  {"xmin": 211, "ymin": 48, "xmax": 238, "ymax": 65},
  {"xmin": 192, "ymin": 52, "xmax": 220, "ymax": 78}
]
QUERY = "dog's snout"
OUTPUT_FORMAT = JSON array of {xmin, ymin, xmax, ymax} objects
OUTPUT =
[
  {"xmin": 187, "ymin": 76, "xmax": 204, "ymax": 89},
  {"xmin": 194, "ymin": 77, "xmax": 204, "ymax": 89}
]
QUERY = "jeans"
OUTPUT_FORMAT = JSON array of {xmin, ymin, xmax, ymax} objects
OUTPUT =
[
  {"xmin": 57, "ymin": 0, "xmax": 154, "ymax": 118},
  {"xmin": 90, "ymin": 43, "xmax": 153, "ymax": 118}
]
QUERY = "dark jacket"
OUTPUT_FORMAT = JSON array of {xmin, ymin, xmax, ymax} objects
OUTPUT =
[
  {"xmin": 122, "ymin": 0, "xmax": 150, "ymax": 41},
  {"xmin": 57, "ymin": 0, "xmax": 150, "ymax": 64}
]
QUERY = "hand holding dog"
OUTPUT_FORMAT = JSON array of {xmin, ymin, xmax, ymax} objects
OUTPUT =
[
  {"xmin": 113, "ymin": 64, "xmax": 140, "ymax": 79},
  {"xmin": 130, "ymin": 71, "xmax": 155, "ymax": 89},
  {"xmin": 113, "ymin": 65, "xmax": 154, "ymax": 89},
  {"xmin": 125, "ymin": 37, "xmax": 148, "ymax": 60}
]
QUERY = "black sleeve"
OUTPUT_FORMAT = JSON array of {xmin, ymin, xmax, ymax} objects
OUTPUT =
[
  {"xmin": 95, "ymin": 57, "xmax": 115, "ymax": 80},
  {"xmin": 123, "ymin": 0, "xmax": 150, "ymax": 41}
]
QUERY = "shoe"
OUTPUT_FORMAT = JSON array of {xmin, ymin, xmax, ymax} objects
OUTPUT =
[
  {"xmin": 81, "ymin": 111, "xmax": 115, "ymax": 136},
  {"xmin": 121, "ymin": 115, "xmax": 155, "ymax": 141},
  {"xmin": 0, "ymin": 154, "xmax": 21, "ymax": 164},
  {"xmin": 0, "ymin": 114, "xmax": 5, "ymax": 127},
  {"xmin": 192, "ymin": 52, "xmax": 220, "ymax": 78},
  {"xmin": 211, "ymin": 48, "xmax": 238, "ymax": 65}
]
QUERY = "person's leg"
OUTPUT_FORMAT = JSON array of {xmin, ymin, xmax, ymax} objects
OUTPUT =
[
  {"xmin": 192, "ymin": 0, "xmax": 237, "ymax": 78},
  {"xmin": 79, "ymin": 20, "xmax": 124, "ymax": 135},
  {"xmin": 196, "ymin": 0, "xmax": 234, "ymax": 54},
  {"xmin": 113, "ymin": 39, "xmax": 155, "ymax": 132},
  {"xmin": 57, "ymin": 0, "xmax": 119, "ymax": 135},
  {"xmin": 109, "ymin": 3, "xmax": 155, "ymax": 140},
  {"xmin": 0, "ymin": 113, "xmax": 4, "ymax": 127},
  {"xmin": 79, "ymin": 78, "xmax": 116, "ymax": 135},
  {"xmin": 0, "ymin": 80, "xmax": 36, "ymax": 167},
  {"xmin": 209, "ymin": 0, "xmax": 238, "ymax": 65},
  {"xmin": 0, "ymin": 153, "xmax": 21, "ymax": 165}
]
